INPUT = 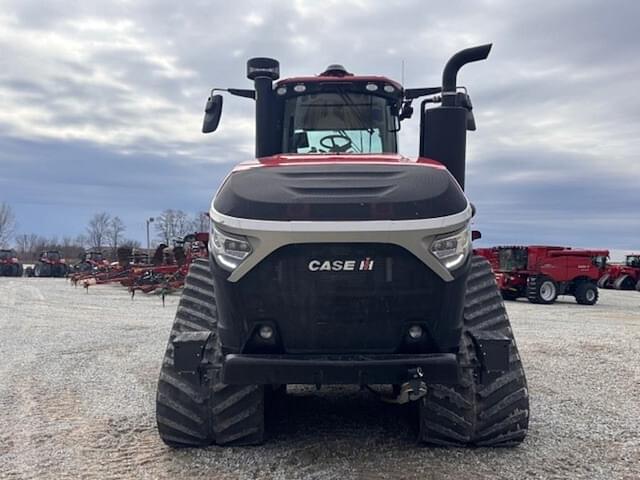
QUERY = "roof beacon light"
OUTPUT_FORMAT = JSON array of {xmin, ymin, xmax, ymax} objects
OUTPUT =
[
  {"xmin": 320, "ymin": 64, "xmax": 353, "ymax": 77},
  {"xmin": 247, "ymin": 57, "xmax": 280, "ymax": 81}
]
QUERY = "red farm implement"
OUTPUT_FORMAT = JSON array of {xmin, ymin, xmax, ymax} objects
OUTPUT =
[
  {"xmin": 598, "ymin": 254, "xmax": 640, "ymax": 291},
  {"xmin": 475, "ymin": 245, "xmax": 609, "ymax": 305},
  {"xmin": 73, "ymin": 233, "xmax": 209, "ymax": 303}
]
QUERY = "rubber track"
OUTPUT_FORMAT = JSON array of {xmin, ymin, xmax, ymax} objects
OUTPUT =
[
  {"xmin": 156, "ymin": 258, "xmax": 265, "ymax": 448},
  {"xmin": 419, "ymin": 256, "xmax": 529, "ymax": 447}
]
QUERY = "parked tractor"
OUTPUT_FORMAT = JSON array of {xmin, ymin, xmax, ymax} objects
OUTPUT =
[
  {"xmin": 28, "ymin": 250, "xmax": 69, "ymax": 277},
  {"xmin": 155, "ymin": 45, "xmax": 530, "ymax": 448},
  {"xmin": 0, "ymin": 249, "xmax": 23, "ymax": 277},
  {"xmin": 71, "ymin": 250, "xmax": 110, "ymax": 274},
  {"xmin": 476, "ymin": 246, "xmax": 608, "ymax": 305},
  {"xmin": 598, "ymin": 254, "xmax": 640, "ymax": 291}
]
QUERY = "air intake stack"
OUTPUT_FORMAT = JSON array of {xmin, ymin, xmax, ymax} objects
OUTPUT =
[
  {"xmin": 247, "ymin": 57, "xmax": 280, "ymax": 158},
  {"xmin": 420, "ymin": 44, "xmax": 492, "ymax": 190}
]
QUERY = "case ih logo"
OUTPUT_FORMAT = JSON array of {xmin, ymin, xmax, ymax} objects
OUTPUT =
[{"xmin": 308, "ymin": 258, "xmax": 375, "ymax": 272}]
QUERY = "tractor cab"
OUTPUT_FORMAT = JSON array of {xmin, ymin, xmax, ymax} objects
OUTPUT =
[
  {"xmin": 592, "ymin": 254, "xmax": 609, "ymax": 270},
  {"xmin": 626, "ymin": 255, "xmax": 640, "ymax": 268},
  {"xmin": 277, "ymin": 68, "xmax": 401, "ymax": 155},
  {"xmin": 41, "ymin": 251, "xmax": 62, "ymax": 262},
  {"xmin": 498, "ymin": 246, "xmax": 529, "ymax": 272},
  {"xmin": 203, "ymin": 48, "xmax": 486, "ymax": 190},
  {"xmin": 85, "ymin": 251, "xmax": 104, "ymax": 263},
  {"xmin": 0, "ymin": 249, "xmax": 17, "ymax": 261}
]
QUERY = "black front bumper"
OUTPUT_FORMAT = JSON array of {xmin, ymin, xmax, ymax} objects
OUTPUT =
[{"xmin": 221, "ymin": 353, "xmax": 459, "ymax": 385}]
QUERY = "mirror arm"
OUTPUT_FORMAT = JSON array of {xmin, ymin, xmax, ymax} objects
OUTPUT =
[{"xmin": 210, "ymin": 87, "xmax": 256, "ymax": 99}]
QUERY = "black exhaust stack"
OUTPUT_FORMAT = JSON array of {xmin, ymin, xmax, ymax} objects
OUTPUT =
[
  {"xmin": 247, "ymin": 57, "xmax": 280, "ymax": 158},
  {"xmin": 420, "ymin": 44, "xmax": 492, "ymax": 189}
]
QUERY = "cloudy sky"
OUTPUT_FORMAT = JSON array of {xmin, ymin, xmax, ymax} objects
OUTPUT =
[{"xmin": 1, "ymin": 0, "xmax": 638, "ymax": 252}]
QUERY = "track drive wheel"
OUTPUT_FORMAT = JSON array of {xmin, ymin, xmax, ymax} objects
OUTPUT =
[
  {"xmin": 34, "ymin": 263, "xmax": 51, "ymax": 277},
  {"xmin": 574, "ymin": 281, "xmax": 598, "ymax": 305},
  {"xmin": 527, "ymin": 275, "xmax": 557, "ymax": 304},
  {"xmin": 418, "ymin": 256, "xmax": 529, "ymax": 447},
  {"xmin": 613, "ymin": 275, "xmax": 635, "ymax": 291},
  {"xmin": 597, "ymin": 274, "xmax": 610, "ymax": 289},
  {"xmin": 156, "ymin": 258, "xmax": 265, "ymax": 448}
]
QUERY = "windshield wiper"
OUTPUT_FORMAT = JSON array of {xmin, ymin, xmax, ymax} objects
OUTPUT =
[{"xmin": 337, "ymin": 88, "xmax": 375, "ymax": 138}]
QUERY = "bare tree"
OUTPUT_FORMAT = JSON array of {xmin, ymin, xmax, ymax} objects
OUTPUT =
[
  {"xmin": 108, "ymin": 216, "xmax": 126, "ymax": 254},
  {"xmin": 120, "ymin": 238, "xmax": 141, "ymax": 249},
  {"xmin": 155, "ymin": 209, "xmax": 192, "ymax": 245},
  {"xmin": 0, "ymin": 202, "xmax": 16, "ymax": 247},
  {"xmin": 13, "ymin": 233, "xmax": 84, "ymax": 261},
  {"xmin": 194, "ymin": 211, "xmax": 209, "ymax": 233},
  {"xmin": 14, "ymin": 233, "xmax": 40, "ymax": 257},
  {"xmin": 75, "ymin": 234, "xmax": 88, "ymax": 249},
  {"xmin": 86, "ymin": 212, "xmax": 111, "ymax": 250}
]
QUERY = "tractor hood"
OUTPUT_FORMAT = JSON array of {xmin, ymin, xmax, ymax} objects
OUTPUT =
[{"xmin": 213, "ymin": 154, "xmax": 469, "ymax": 222}]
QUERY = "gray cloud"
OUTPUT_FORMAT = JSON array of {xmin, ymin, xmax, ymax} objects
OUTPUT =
[{"xmin": 0, "ymin": 0, "xmax": 638, "ymax": 249}]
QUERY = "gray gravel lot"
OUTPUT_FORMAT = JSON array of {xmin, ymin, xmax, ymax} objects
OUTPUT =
[{"xmin": 1, "ymin": 277, "xmax": 639, "ymax": 480}]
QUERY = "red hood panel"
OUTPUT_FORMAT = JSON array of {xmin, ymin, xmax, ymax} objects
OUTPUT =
[{"xmin": 233, "ymin": 154, "xmax": 444, "ymax": 172}]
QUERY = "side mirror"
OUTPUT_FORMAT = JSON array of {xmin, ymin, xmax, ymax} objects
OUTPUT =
[
  {"xmin": 202, "ymin": 94, "xmax": 223, "ymax": 133},
  {"xmin": 292, "ymin": 131, "xmax": 309, "ymax": 150},
  {"xmin": 466, "ymin": 111, "xmax": 476, "ymax": 131},
  {"xmin": 472, "ymin": 230, "xmax": 482, "ymax": 241}
]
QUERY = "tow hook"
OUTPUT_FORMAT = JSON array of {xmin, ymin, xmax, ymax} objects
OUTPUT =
[
  {"xmin": 375, "ymin": 367, "xmax": 428, "ymax": 405},
  {"xmin": 404, "ymin": 367, "xmax": 428, "ymax": 403}
]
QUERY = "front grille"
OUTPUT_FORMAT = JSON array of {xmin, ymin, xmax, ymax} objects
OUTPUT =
[{"xmin": 234, "ymin": 243, "xmax": 443, "ymax": 354}]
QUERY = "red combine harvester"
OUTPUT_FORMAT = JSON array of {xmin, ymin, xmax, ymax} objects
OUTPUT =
[
  {"xmin": 476, "ymin": 246, "xmax": 609, "ymax": 305},
  {"xmin": 0, "ymin": 249, "xmax": 23, "ymax": 277},
  {"xmin": 598, "ymin": 254, "xmax": 640, "ymax": 291}
]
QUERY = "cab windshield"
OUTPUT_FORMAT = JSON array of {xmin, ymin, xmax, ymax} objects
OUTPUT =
[
  {"xmin": 593, "ymin": 255, "xmax": 608, "ymax": 269},
  {"xmin": 283, "ymin": 92, "xmax": 397, "ymax": 154},
  {"xmin": 627, "ymin": 255, "xmax": 640, "ymax": 267},
  {"xmin": 0, "ymin": 250, "xmax": 14, "ymax": 259}
]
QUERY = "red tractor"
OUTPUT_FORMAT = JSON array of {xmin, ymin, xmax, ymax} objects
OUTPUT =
[
  {"xmin": 598, "ymin": 254, "xmax": 640, "ymax": 291},
  {"xmin": 29, "ymin": 250, "xmax": 69, "ymax": 278},
  {"xmin": 0, "ymin": 249, "xmax": 23, "ymax": 277},
  {"xmin": 72, "ymin": 250, "xmax": 110, "ymax": 274},
  {"xmin": 476, "ymin": 246, "xmax": 609, "ymax": 305}
]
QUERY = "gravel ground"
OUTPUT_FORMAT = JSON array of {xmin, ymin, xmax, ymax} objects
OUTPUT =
[{"xmin": 0, "ymin": 277, "xmax": 639, "ymax": 480}]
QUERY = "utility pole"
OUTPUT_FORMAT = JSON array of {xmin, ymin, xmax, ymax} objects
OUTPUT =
[{"xmin": 146, "ymin": 217, "xmax": 154, "ymax": 259}]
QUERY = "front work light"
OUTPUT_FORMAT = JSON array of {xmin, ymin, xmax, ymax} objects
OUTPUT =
[
  {"xmin": 211, "ymin": 224, "xmax": 253, "ymax": 271},
  {"xmin": 430, "ymin": 226, "xmax": 471, "ymax": 271}
]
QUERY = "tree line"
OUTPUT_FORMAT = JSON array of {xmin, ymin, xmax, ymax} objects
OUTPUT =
[{"xmin": 0, "ymin": 202, "xmax": 207, "ymax": 261}]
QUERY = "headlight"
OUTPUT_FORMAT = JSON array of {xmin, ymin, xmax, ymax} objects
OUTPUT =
[
  {"xmin": 211, "ymin": 224, "xmax": 252, "ymax": 271},
  {"xmin": 430, "ymin": 226, "xmax": 471, "ymax": 270}
]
